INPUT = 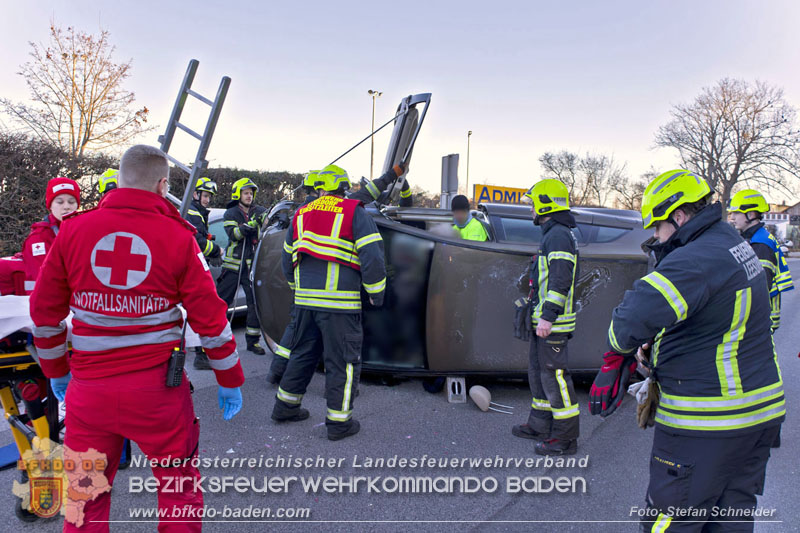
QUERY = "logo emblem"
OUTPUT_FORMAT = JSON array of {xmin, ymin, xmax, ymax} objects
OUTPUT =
[
  {"xmin": 31, "ymin": 242, "xmax": 46, "ymax": 256},
  {"xmin": 90, "ymin": 232, "xmax": 152, "ymax": 289},
  {"xmin": 30, "ymin": 476, "xmax": 62, "ymax": 518}
]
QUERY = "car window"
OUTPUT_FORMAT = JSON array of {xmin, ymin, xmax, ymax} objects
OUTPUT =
[
  {"xmin": 494, "ymin": 216, "xmax": 584, "ymax": 244},
  {"xmin": 209, "ymin": 219, "xmax": 229, "ymax": 250},
  {"xmin": 593, "ymin": 226, "xmax": 628, "ymax": 243},
  {"xmin": 501, "ymin": 217, "xmax": 542, "ymax": 243}
]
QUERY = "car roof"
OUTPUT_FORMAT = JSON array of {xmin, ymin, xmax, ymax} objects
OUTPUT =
[{"xmin": 479, "ymin": 203, "xmax": 642, "ymax": 228}]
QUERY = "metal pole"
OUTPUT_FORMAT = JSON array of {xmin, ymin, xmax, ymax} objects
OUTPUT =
[
  {"xmin": 368, "ymin": 89, "xmax": 382, "ymax": 179},
  {"xmin": 466, "ymin": 130, "xmax": 472, "ymax": 201}
]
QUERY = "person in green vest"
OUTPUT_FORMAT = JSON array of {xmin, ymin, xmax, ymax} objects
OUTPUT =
[{"xmin": 451, "ymin": 194, "xmax": 489, "ymax": 241}]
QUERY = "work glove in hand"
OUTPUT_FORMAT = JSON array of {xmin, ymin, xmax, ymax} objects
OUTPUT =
[
  {"xmin": 50, "ymin": 372, "xmax": 72, "ymax": 402},
  {"xmin": 589, "ymin": 352, "xmax": 637, "ymax": 416},
  {"xmin": 393, "ymin": 163, "xmax": 406, "ymax": 176},
  {"xmin": 218, "ymin": 386, "xmax": 243, "ymax": 420},
  {"xmin": 239, "ymin": 223, "xmax": 257, "ymax": 237}
]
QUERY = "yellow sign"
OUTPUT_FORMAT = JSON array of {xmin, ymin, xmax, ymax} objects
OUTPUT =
[{"xmin": 474, "ymin": 184, "xmax": 528, "ymax": 205}]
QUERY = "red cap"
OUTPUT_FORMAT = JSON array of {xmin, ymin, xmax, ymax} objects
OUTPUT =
[{"xmin": 46, "ymin": 177, "xmax": 81, "ymax": 211}]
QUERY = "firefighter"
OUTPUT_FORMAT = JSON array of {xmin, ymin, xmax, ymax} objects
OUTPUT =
[
  {"xmin": 186, "ymin": 177, "xmax": 224, "ymax": 370},
  {"xmin": 267, "ymin": 171, "xmax": 323, "ymax": 384},
  {"xmin": 511, "ymin": 179, "xmax": 580, "ymax": 455},
  {"xmin": 30, "ymin": 144, "xmax": 244, "ymax": 532},
  {"xmin": 271, "ymin": 164, "xmax": 386, "ymax": 441},
  {"xmin": 98, "ymin": 168, "xmax": 119, "ymax": 196},
  {"xmin": 451, "ymin": 194, "xmax": 489, "ymax": 241},
  {"xmin": 603, "ymin": 170, "xmax": 784, "ymax": 531},
  {"xmin": 728, "ymin": 189, "xmax": 794, "ymax": 332},
  {"xmin": 266, "ymin": 163, "xmax": 408, "ymax": 384},
  {"xmin": 217, "ymin": 177, "xmax": 269, "ymax": 355},
  {"xmin": 21, "ymin": 177, "xmax": 81, "ymax": 293}
]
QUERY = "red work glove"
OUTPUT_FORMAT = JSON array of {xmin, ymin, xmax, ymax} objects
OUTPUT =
[{"xmin": 589, "ymin": 352, "xmax": 637, "ymax": 417}]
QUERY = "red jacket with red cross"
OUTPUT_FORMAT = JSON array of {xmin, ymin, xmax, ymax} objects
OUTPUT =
[
  {"xmin": 30, "ymin": 188, "xmax": 245, "ymax": 388},
  {"xmin": 21, "ymin": 216, "xmax": 60, "ymax": 294}
]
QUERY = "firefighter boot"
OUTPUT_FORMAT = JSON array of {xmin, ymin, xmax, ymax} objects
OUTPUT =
[
  {"xmin": 193, "ymin": 347, "xmax": 212, "ymax": 370},
  {"xmin": 271, "ymin": 399, "xmax": 310, "ymax": 423},
  {"xmin": 511, "ymin": 423, "xmax": 549, "ymax": 441},
  {"xmin": 327, "ymin": 419, "xmax": 361, "ymax": 441},
  {"xmin": 535, "ymin": 439, "xmax": 577, "ymax": 456},
  {"xmin": 247, "ymin": 340, "xmax": 267, "ymax": 356}
]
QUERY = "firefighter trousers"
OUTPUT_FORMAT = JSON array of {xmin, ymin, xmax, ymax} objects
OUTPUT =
[
  {"xmin": 640, "ymin": 424, "xmax": 780, "ymax": 532},
  {"xmin": 526, "ymin": 333, "xmax": 580, "ymax": 441},
  {"xmin": 63, "ymin": 364, "xmax": 201, "ymax": 533},
  {"xmin": 275, "ymin": 309, "xmax": 361, "ymax": 432},
  {"xmin": 216, "ymin": 267, "xmax": 261, "ymax": 344}
]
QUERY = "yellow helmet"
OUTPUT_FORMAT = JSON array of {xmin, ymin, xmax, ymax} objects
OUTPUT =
[
  {"xmin": 729, "ymin": 189, "xmax": 768, "ymax": 214},
  {"xmin": 303, "ymin": 170, "xmax": 322, "ymax": 188},
  {"xmin": 316, "ymin": 165, "xmax": 351, "ymax": 192},
  {"xmin": 231, "ymin": 177, "xmax": 258, "ymax": 200},
  {"xmin": 99, "ymin": 168, "xmax": 119, "ymax": 195},
  {"xmin": 641, "ymin": 169, "xmax": 712, "ymax": 229},
  {"xmin": 525, "ymin": 179, "xmax": 570, "ymax": 216},
  {"xmin": 195, "ymin": 177, "xmax": 218, "ymax": 195}
]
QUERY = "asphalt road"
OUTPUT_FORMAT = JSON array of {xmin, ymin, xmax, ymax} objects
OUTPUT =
[{"xmin": 1, "ymin": 262, "xmax": 799, "ymax": 532}]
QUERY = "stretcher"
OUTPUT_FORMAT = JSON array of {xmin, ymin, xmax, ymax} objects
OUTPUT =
[
  {"xmin": 0, "ymin": 295, "xmax": 62, "ymax": 521},
  {"xmin": 0, "ymin": 331, "xmax": 62, "ymax": 522}
]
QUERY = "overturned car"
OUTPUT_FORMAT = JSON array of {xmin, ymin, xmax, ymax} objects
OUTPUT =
[{"xmin": 252, "ymin": 94, "xmax": 651, "ymax": 375}]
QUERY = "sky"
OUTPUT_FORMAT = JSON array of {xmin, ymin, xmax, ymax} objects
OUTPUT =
[{"xmin": 2, "ymin": 0, "xmax": 800, "ymax": 201}]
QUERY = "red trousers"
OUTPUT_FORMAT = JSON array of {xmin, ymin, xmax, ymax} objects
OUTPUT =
[{"xmin": 63, "ymin": 364, "xmax": 202, "ymax": 532}]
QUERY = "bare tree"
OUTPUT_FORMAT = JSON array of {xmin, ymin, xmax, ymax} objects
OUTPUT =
[
  {"xmin": 610, "ymin": 170, "xmax": 653, "ymax": 211},
  {"xmin": 654, "ymin": 78, "xmax": 800, "ymax": 210},
  {"xmin": 539, "ymin": 151, "xmax": 627, "ymax": 207},
  {"xmin": 1, "ymin": 23, "xmax": 152, "ymax": 157}
]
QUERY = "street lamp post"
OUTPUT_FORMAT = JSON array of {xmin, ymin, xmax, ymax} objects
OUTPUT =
[
  {"xmin": 466, "ymin": 130, "xmax": 473, "ymax": 200},
  {"xmin": 368, "ymin": 89, "xmax": 383, "ymax": 179}
]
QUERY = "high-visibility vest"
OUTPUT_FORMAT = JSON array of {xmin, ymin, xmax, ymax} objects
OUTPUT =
[{"xmin": 292, "ymin": 195, "xmax": 361, "ymax": 270}]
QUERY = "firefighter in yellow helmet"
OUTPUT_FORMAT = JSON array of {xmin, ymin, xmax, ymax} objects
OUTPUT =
[
  {"xmin": 99, "ymin": 168, "xmax": 119, "ymax": 196},
  {"xmin": 271, "ymin": 164, "xmax": 386, "ymax": 441},
  {"xmin": 598, "ymin": 170, "xmax": 783, "ymax": 530},
  {"xmin": 512, "ymin": 179, "xmax": 580, "ymax": 455},
  {"xmin": 266, "ymin": 171, "xmax": 325, "ymax": 384},
  {"xmin": 728, "ymin": 189, "xmax": 793, "ymax": 331},
  {"xmin": 217, "ymin": 177, "xmax": 269, "ymax": 354}
]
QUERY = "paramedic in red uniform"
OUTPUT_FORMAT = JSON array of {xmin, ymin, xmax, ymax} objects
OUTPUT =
[
  {"xmin": 30, "ymin": 144, "xmax": 245, "ymax": 532},
  {"xmin": 21, "ymin": 177, "xmax": 81, "ymax": 293}
]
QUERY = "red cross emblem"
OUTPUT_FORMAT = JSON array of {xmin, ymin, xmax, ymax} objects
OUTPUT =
[{"xmin": 90, "ymin": 232, "xmax": 152, "ymax": 289}]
